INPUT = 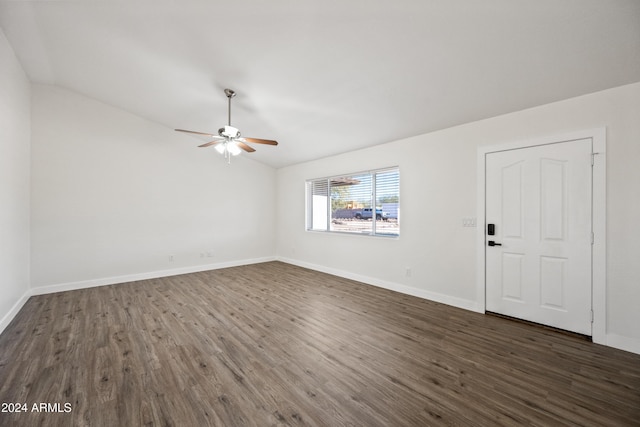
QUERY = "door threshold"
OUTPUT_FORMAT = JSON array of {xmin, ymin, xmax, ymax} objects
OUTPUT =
[{"xmin": 486, "ymin": 311, "xmax": 592, "ymax": 342}]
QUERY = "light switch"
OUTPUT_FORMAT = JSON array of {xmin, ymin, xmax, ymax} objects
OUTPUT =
[{"xmin": 462, "ymin": 217, "xmax": 477, "ymax": 227}]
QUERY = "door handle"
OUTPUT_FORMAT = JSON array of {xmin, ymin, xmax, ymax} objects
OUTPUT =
[{"xmin": 488, "ymin": 240, "xmax": 502, "ymax": 246}]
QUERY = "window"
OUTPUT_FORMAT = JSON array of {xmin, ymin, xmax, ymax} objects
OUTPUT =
[{"xmin": 306, "ymin": 167, "xmax": 399, "ymax": 236}]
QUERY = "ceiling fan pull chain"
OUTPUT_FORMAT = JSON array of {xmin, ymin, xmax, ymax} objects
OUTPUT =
[{"xmin": 222, "ymin": 142, "xmax": 231, "ymax": 164}]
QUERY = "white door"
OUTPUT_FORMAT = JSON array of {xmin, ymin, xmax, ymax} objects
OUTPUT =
[{"xmin": 485, "ymin": 138, "xmax": 593, "ymax": 335}]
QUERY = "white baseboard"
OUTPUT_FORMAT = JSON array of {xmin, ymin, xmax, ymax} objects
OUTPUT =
[
  {"xmin": 277, "ymin": 256, "xmax": 481, "ymax": 313},
  {"xmin": 30, "ymin": 256, "xmax": 277, "ymax": 296},
  {"xmin": 0, "ymin": 289, "xmax": 32, "ymax": 335},
  {"xmin": 605, "ymin": 333, "xmax": 640, "ymax": 355}
]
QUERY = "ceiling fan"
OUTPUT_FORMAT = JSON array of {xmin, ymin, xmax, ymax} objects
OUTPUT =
[{"xmin": 175, "ymin": 88, "xmax": 278, "ymax": 163}]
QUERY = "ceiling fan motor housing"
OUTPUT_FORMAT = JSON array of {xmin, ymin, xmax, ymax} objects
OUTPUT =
[{"xmin": 219, "ymin": 125, "xmax": 240, "ymax": 139}]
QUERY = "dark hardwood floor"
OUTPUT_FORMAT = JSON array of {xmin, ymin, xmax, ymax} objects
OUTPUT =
[{"xmin": 1, "ymin": 261, "xmax": 639, "ymax": 426}]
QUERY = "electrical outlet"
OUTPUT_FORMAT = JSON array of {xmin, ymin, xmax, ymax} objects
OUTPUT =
[
  {"xmin": 169, "ymin": 255, "xmax": 174, "ymax": 262},
  {"xmin": 405, "ymin": 267, "xmax": 412, "ymax": 278}
]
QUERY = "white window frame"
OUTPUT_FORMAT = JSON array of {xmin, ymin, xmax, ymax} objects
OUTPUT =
[{"xmin": 306, "ymin": 167, "xmax": 400, "ymax": 237}]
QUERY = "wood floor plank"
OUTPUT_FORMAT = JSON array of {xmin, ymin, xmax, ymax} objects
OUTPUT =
[{"xmin": 1, "ymin": 261, "xmax": 639, "ymax": 426}]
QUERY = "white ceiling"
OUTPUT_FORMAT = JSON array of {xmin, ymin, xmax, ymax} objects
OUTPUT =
[{"xmin": 1, "ymin": 1, "xmax": 639, "ymax": 168}]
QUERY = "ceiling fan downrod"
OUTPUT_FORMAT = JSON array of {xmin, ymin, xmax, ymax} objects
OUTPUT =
[{"xmin": 224, "ymin": 88, "xmax": 236, "ymax": 126}]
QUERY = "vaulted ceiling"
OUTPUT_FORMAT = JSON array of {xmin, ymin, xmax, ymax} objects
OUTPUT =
[{"xmin": 1, "ymin": 0, "xmax": 639, "ymax": 168}]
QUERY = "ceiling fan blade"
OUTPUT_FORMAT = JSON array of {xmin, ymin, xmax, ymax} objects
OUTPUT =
[
  {"xmin": 243, "ymin": 137, "xmax": 278, "ymax": 146},
  {"xmin": 236, "ymin": 141, "xmax": 256, "ymax": 153},
  {"xmin": 198, "ymin": 140, "xmax": 222, "ymax": 148},
  {"xmin": 175, "ymin": 128, "xmax": 216, "ymax": 137}
]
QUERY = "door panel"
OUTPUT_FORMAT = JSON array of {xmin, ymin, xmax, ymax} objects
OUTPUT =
[
  {"xmin": 502, "ymin": 252, "xmax": 524, "ymax": 301},
  {"xmin": 502, "ymin": 161, "xmax": 524, "ymax": 239},
  {"xmin": 539, "ymin": 256, "xmax": 566, "ymax": 309},
  {"xmin": 486, "ymin": 139, "xmax": 592, "ymax": 335},
  {"xmin": 540, "ymin": 159, "xmax": 566, "ymax": 240}
]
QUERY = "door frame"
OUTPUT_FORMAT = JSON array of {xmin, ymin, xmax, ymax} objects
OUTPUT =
[{"xmin": 476, "ymin": 128, "xmax": 606, "ymax": 344}]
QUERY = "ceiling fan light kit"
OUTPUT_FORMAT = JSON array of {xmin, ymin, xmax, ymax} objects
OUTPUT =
[
  {"xmin": 175, "ymin": 88, "xmax": 278, "ymax": 164},
  {"xmin": 215, "ymin": 140, "xmax": 242, "ymax": 158}
]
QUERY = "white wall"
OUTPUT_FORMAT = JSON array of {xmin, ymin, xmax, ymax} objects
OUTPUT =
[
  {"xmin": 0, "ymin": 27, "xmax": 31, "ymax": 332},
  {"xmin": 31, "ymin": 84, "xmax": 276, "ymax": 290},
  {"xmin": 276, "ymin": 82, "xmax": 640, "ymax": 352}
]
